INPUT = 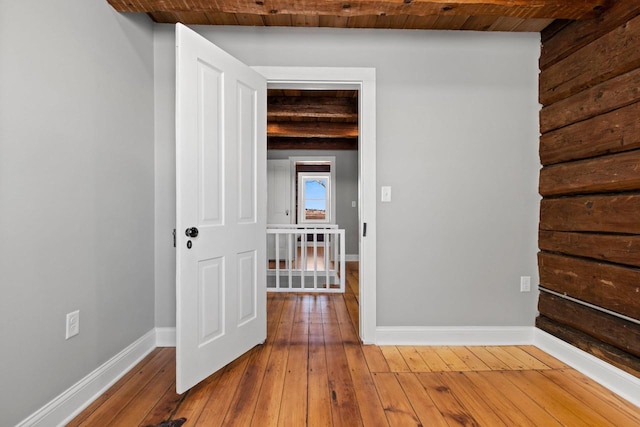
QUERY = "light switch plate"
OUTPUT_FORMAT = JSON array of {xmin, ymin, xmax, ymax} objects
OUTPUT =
[{"xmin": 381, "ymin": 186, "xmax": 392, "ymax": 202}]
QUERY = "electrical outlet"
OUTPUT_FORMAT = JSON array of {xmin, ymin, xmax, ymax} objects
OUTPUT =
[
  {"xmin": 352, "ymin": 201, "xmax": 357, "ymax": 208},
  {"xmin": 381, "ymin": 186, "xmax": 392, "ymax": 202},
  {"xmin": 520, "ymin": 276, "xmax": 531, "ymax": 292},
  {"xmin": 66, "ymin": 310, "xmax": 80, "ymax": 339}
]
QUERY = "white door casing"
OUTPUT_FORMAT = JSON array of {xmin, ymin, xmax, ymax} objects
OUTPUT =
[
  {"xmin": 267, "ymin": 159, "xmax": 292, "ymax": 225},
  {"xmin": 175, "ymin": 24, "xmax": 267, "ymax": 393}
]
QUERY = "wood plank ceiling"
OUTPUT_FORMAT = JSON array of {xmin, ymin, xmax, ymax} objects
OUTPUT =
[
  {"xmin": 107, "ymin": 0, "xmax": 615, "ymax": 150},
  {"xmin": 109, "ymin": 0, "xmax": 612, "ymax": 32}
]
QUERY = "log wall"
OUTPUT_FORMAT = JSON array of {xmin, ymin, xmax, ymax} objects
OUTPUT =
[{"xmin": 537, "ymin": 1, "xmax": 640, "ymax": 377}]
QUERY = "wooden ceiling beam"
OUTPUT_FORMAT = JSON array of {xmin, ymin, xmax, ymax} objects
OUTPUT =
[
  {"xmin": 268, "ymin": 122, "xmax": 358, "ymax": 138},
  {"xmin": 268, "ymin": 96, "xmax": 357, "ymax": 120},
  {"xmin": 108, "ymin": 0, "xmax": 610, "ymax": 20},
  {"xmin": 268, "ymin": 137, "xmax": 357, "ymax": 150}
]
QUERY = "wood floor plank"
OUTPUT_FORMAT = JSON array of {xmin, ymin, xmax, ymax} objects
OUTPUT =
[
  {"xmin": 415, "ymin": 347, "xmax": 450, "ymax": 372},
  {"xmin": 519, "ymin": 345, "xmax": 568, "ymax": 369},
  {"xmin": 450, "ymin": 347, "xmax": 491, "ymax": 371},
  {"xmin": 416, "ymin": 372, "xmax": 481, "ymax": 426},
  {"xmin": 307, "ymin": 322, "xmax": 333, "ymax": 427},
  {"xmin": 137, "ymin": 380, "xmax": 184, "ymax": 426},
  {"xmin": 484, "ymin": 346, "xmax": 529, "ymax": 370},
  {"xmin": 436, "ymin": 347, "xmax": 472, "ymax": 371},
  {"xmin": 466, "ymin": 347, "xmax": 510, "ymax": 370},
  {"xmin": 503, "ymin": 370, "xmax": 605, "ymax": 426},
  {"xmin": 437, "ymin": 371, "xmax": 508, "ymax": 426},
  {"xmin": 361, "ymin": 345, "xmax": 391, "ymax": 373},
  {"xmin": 167, "ymin": 368, "xmax": 224, "ymax": 425},
  {"xmin": 397, "ymin": 346, "xmax": 432, "ymax": 372},
  {"xmin": 372, "ymin": 372, "xmax": 421, "ymax": 426},
  {"xmin": 475, "ymin": 371, "xmax": 564, "ymax": 427},
  {"xmin": 66, "ymin": 348, "xmax": 163, "ymax": 427},
  {"xmin": 396, "ymin": 373, "xmax": 449, "ymax": 427},
  {"xmin": 74, "ymin": 349, "xmax": 174, "ymax": 426},
  {"xmin": 541, "ymin": 369, "xmax": 640, "ymax": 426},
  {"xmin": 380, "ymin": 346, "xmax": 411, "ymax": 372},
  {"xmin": 501, "ymin": 345, "xmax": 551, "ymax": 370}
]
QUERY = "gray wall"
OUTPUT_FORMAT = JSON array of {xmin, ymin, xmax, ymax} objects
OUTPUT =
[
  {"xmin": 0, "ymin": 1, "xmax": 155, "ymax": 425},
  {"xmin": 267, "ymin": 150, "xmax": 360, "ymax": 255},
  {"xmin": 154, "ymin": 25, "xmax": 541, "ymax": 328}
]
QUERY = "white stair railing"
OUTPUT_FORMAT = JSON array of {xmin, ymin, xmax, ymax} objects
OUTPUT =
[{"xmin": 266, "ymin": 225, "xmax": 345, "ymax": 293}]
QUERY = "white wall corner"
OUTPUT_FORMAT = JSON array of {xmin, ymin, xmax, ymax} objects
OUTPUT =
[
  {"xmin": 375, "ymin": 326, "xmax": 535, "ymax": 346},
  {"xmin": 16, "ymin": 330, "xmax": 156, "ymax": 427},
  {"xmin": 534, "ymin": 328, "xmax": 640, "ymax": 408},
  {"xmin": 156, "ymin": 327, "xmax": 177, "ymax": 347}
]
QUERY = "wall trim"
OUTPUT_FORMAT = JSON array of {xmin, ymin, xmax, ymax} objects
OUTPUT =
[
  {"xmin": 345, "ymin": 254, "xmax": 359, "ymax": 262},
  {"xmin": 16, "ymin": 330, "xmax": 156, "ymax": 427},
  {"xmin": 534, "ymin": 329, "xmax": 640, "ymax": 408},
  {"xmin": 375, "ymin": 326, "xmax": 535, "ymax": 346},
  {"xmin": 156, "ymin": 327, "xmax": 177, "ymax": 347}
]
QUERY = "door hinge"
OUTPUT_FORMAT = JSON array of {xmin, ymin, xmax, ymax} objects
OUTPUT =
[{"xmin": 173, "ymin": 229, "xmax": 176, "ymax": 248}]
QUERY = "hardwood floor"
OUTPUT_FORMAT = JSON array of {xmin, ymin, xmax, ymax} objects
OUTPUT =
[{"xmin": 69, "ymin": 263, "xmax": 640, "ymax": 426}]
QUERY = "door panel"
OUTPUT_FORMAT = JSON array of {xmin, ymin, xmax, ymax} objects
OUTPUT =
[{"xmin": 176, "ymin": 23, "xmax": 267, "ymax": 393}]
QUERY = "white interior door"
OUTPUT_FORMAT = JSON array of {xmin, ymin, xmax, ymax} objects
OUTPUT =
[
  {"xmin": 267, "ymin": 159, "xmax": 291, "ymax": 225},
  {"xmin": 175, "ymin": 23, "xmax": 267, "ymax": 393}
]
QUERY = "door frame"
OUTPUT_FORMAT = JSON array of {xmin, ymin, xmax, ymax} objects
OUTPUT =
[{"xmin": 253, "ymin": 66, "xmax": 377, "ymax": 343}]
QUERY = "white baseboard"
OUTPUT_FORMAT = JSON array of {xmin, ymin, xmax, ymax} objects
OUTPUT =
[
  {"xmin": 17, "ymin": 329, "xmax": 156, "ymax": 427},
  {"xmin": 534, "ymin": 329, "xmax": 640, "ymax": 408},
  {"xmin": 345, "ymin": 254, "xmax": 359, "ymax": 262},
  {"xmin": 375, "ymin": 326, "xmax": 535, "ymax": 346},
  {"xmin": 156, "ymin": 327, "xmax": 177, "ymax": 347}
]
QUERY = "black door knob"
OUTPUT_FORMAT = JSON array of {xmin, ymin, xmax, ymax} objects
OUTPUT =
[{"xmin": 185, "ymin": 227, "xmax": 199, "ymax": 238}]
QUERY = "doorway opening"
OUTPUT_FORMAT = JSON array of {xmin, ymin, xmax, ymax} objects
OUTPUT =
[{"xmin": 256, "ymin": 66, "xmax": 377, "ymax": 343}]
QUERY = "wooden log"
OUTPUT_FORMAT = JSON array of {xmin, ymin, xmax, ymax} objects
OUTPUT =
[
  {"xmin": 540, "ymin": 2, "xmax": 640, "ymax": 70},
  {"xmin": 540, "ymin": 101, "xmax": 640, "ymax": 165},
  {"xmin": 538, "ymin": 292, "xmax": 640, "ymax": 357},
  {"xmin": 538, "ymin": 252, "xmax": 640, "ymax": 320},
  {"xmin": 539, "ymin": 230, "xmax": 640, "ymax": 268},
  {"xmin": 268, "ymin": 96, "xmax": 357, "ymax": 120},
  {"xmin": 267, "ymin": 122, "xmax": 357, "ymax": 138},
  {"xmin": 539, "ymin": 14, "xmax": 640, "ymax": 106},
  {"xmin": 539, "ymin": 150, "xmax": 640, "ymax": 197},
  {"xmin": 267, "ymin": 137, "xmax": 357, "ymax": 150},
  {"xmin": 536, "ymin": 316, "xmax": 640, "ymax": 377},
  {"xmin": 541, "ymin": 67, "xmax": 640, "ymax": 133},
  {"xmin": 108, "ymin": 0, "xmax": 610, "ymax": 20},
  {"xmin": 540, "ymin": 194, "xmax": 640, "ymax": 234}
]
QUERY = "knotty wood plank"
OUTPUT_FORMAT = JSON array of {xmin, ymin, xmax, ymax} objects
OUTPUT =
[
  {"xmin": 540, "ymin": 101, "xmax": 640, "ymax": 165},
  {"xmin": 466, "ymin": 347, "xmax": 510, "ymax": 371},
  {"xmin": 372, "ymin": 373, "xmax": 421, "ymax": 426},
  {"xmin": 66, "ymin": 348, "xmax": 163, "ymax": 427},
  {"xmin": 168, "ymin": 368, "xmax": 224, "ymax": 425},
  {"xmin": 449, "ymin": 346, "xmax": 491, "ymax": 371},
  {"xmin": 538, "ymin": 252, "xmax": 640, "ymax": 319},
  {"xmin": 137, "ymin": 380, "xmax": 184, "ymax": 426},
  {"xmin": 540, "ymin": 14, "xmax": 640, "ymax": 106},
  {"xmin": 541, "ymin": 369, "xmax": 640, "ymax": 426},
  {"xmin": 539, "ymin": 230, "xmax": 640, "ymax": 268},
  {"xmin": 539, "ymin": 150, "xmax": 640, "ymax": 197},
  {"xmin": 396, "ymin": 373, "xmax": 449, "ymax": 427},
  {"xmin": 458, "ymin": 372, "xmax": 540, "ymax": 427},
  {"xmin": 307, "ymin": 321, "xmax": 332, "ymax": 427},
  {"xmin": 475, "ymin": 371, "xmax": 564, "ymax": 427},
  {"xmin": 541, "ymin": 2, "xmax": 640, "ymax": 70},
  {"xmin": 538, "ymin": 292, "xmax": 640, "ymax": 357},
  {"xmin": 536, "ymin": 316, "xmax": 640, "ymax": 377},
  {"xmin": 361, "ymin": 345, "xmax": 391, "ymax": 373},
  {"xmin": 508, "ymin": 370, "xmax": 616, "ymax": 426},
  {"xmin": 438, "ymin": 371, "xmax": 508, "ymax": 426},
  {"xmin": 540, "ymin": 194, "xmax": 640, "ymax": 234},
  {"xmin": 380, "ymin": 346, "xmax": 411, "ymax": 372},
  {"xmin": 73, "ymin": 349, "xmax": 174, "ymax": 426},
  {"xmin": 268, "ymin": 122, "xmax": 358, "ymax": 138},
  {"xmin": 416, "ymin": 372, "xmax": 481, "ymax": 426},
  {"xmin": 397, "ymin": 346, "xmax": 432, "ymax": 372},
  {"xmin": 540, "ymin": 68, "xmax": 640, "ymax": 133}
]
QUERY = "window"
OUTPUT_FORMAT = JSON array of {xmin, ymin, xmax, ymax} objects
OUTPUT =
[{"xmin": 298, "ymin": 172, "xmax": 331, "ymax": 223}]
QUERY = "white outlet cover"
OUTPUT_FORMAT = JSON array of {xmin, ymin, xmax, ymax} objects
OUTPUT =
[
  {"xmin": 381, "ymin": 186, "xmax": 392, "ymax": 202},
  {"xmin": 66, "ymin": 310, "xmax": 80, "ymax": 339}
]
